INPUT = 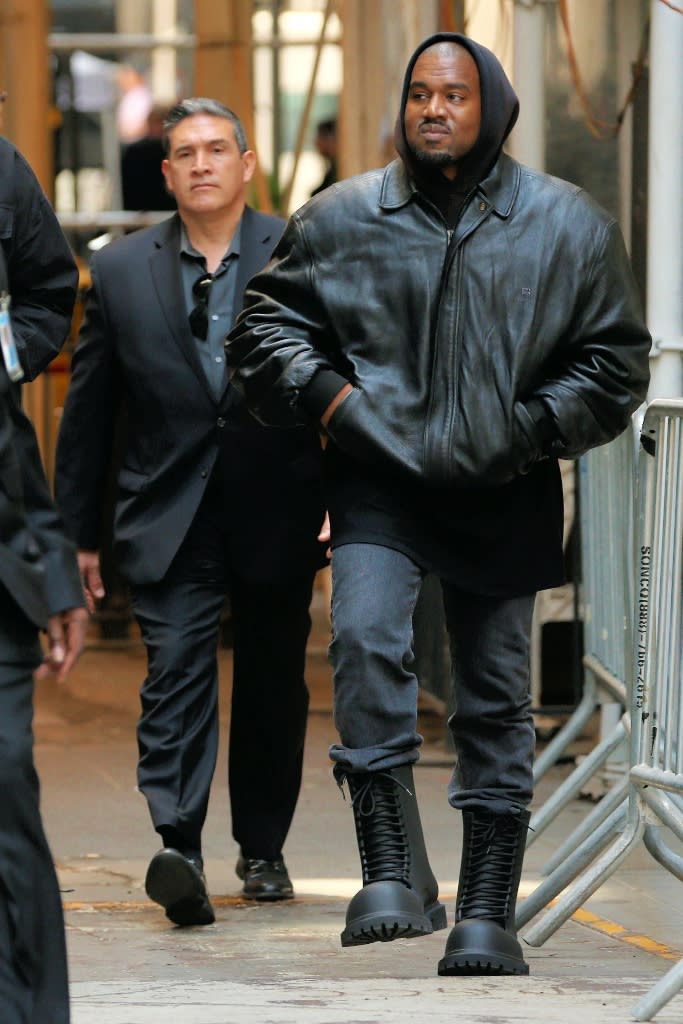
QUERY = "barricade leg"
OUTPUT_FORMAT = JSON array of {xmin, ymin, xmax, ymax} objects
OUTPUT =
[
  {"xmin": 527, "ymin": 719, "xmax": 627, "ymax": 847},
  {"xmin": 522, "ymin": 815, "xmax": 645, "ymax": 947},
  {"xmin": 643, "ymin": 824, "xmax": 683, "ymax": 882},
  {"xmin": 533, "ymin": 676, "xmax": 599, "ymax": 784},
  {"xmin": 639, "ymin": 788, "xmax": 683, "ymax": 845},
  {"xmin": 632, "ymin": 958, "xmax": 683, "ymax": 1022},
  {"xmin": 541, "ymin": 774, "xmax": 629, "ymax": 876},
  {"xmin": 515, "ymin": 802, "xmax": 627, "ymax": 930}
]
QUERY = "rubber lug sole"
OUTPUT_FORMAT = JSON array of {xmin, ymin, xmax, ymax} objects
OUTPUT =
[
  {"xmin": 438, "ymin": 918, "xmax": 529, "ymax": 976},
  {"xmin": 437, "ymin": 951, "xmax": 529, "ymax": 976},
  {"xmin": 341, "ymin": 881, "xmax": 447, "ymax": 947}
]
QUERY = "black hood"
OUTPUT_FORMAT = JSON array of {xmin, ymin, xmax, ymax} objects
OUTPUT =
[{"xmin": 394, "ymin": 32, "xmax": 519, "ymax": 189}]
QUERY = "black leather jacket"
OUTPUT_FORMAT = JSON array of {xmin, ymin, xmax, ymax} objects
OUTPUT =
[{"xmin": 228, "ymin": 154, "xmax": 650, "ymax": 488}]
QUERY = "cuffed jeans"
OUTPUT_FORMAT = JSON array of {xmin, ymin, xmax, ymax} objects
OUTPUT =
[{"xmin": 328, "ymin": 543, "xmax": 536, "ymax": 815}]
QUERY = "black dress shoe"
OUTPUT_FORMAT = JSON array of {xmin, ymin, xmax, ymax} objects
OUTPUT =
[
  {"xmin": 235, "ymin": 855, "xmax": 294, "ymax": 901},
  {"xmin": 145, "ymin": 848, "xmax": 215, "ymax": 926}
]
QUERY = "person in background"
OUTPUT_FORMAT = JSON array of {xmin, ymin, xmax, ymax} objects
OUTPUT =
[
  {"xmin": 310, "ymin": 116, "xmax": 337, "ymax": 196},
  {"xmin": 116, "ymin": 64, "xmax": 153, "ymax": 146},
  {"xmin": 55, "ymin": 99, "xmax": 327, "ymax": 928},
  {"xmin": 121, "ymin": 104, "xmax": 177, "ymax": 213},
  {"xmin": 226, "ymin": 35, "xmax": 650, "ymax": 974}
]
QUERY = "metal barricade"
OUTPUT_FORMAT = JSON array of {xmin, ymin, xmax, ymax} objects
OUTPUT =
[
  {"xmin": 526, "ymin": 421, "xmax": 636, "ymax": 852},
  {"xmin": 520, "ymin": 400, "xmax": 683, "ymax": 1022}
]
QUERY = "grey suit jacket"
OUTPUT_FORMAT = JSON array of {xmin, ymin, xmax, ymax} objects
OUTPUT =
[{"xmin": 55, "ymin": 208, "xmax": 326, "ymax": 586}]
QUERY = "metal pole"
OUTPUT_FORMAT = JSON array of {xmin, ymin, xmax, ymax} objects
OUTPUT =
[
  {"xmin": 280, "ymin": 0, "xmax": 334, "ymax": 213},
  {"xmin": 646, "ymin": 0, "xmax": 683, "ymax": 400},
  {"xmin": 272, "ymin": 0, "xmax": 281, "ymax": 209},
  {"xmin": 48, "ymin": 33, "xmax": 196, "ymax": 53},
  {"xmin": 509, "ymin": 0, "xmax": 546, "ymax": 171}
]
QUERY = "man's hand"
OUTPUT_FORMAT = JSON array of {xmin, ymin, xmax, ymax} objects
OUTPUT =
[
  {"xmin": 78, "ymin": 549, "xmax": 105, "ymax": 613},
  {"xmin": 318, "ymin": 511, "xmax": 331, "ymax": 560},
  {"xmin": 36, "ymin": 606, "xmax": 89, "ymax": 683}
]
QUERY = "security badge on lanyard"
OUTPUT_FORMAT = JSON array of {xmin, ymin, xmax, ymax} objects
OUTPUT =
[{"xmin": 0, "ymin": 289, "xmax": 24, "ymax": 382}]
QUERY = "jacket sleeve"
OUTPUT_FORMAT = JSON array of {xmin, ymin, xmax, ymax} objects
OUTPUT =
[
  {"xmin": 529, "ymin": 218, "xmax": 651, "ymax": 458},
  {"xmin": 5, "ymin": 378, "xmax": 85, "ymax": 615},
  {"xmin": 227, "ymin": 213, "xmax": 348, "ymax": 427},
  {"xmin": 54, "ymin": 259, "xmax": 121, "ymax": 550},
  {"xmin": 1, "ymin": 146, "xmax": 79, "ymax": 381}
]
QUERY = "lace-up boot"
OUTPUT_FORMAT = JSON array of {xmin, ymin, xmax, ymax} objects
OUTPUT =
[
  {"xmin": 438, "ymin": 809, "xmax": 530, "ymax": 975},
  {"xmin": 340, "ymin": 765, "xmax": 447, "ymax": 947}
]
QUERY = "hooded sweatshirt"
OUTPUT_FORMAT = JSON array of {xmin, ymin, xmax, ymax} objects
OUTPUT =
[{"xmin": 394, "ymin": 33, "xmax": 519, "ymax": 228}]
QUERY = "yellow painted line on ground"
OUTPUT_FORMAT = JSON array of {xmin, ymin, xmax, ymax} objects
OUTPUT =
[
  {"xmin": 63, "ymin": 894, "xmax": 343, "ymax": 912},
  {"xmin": 62, "ymin": 890, "xmax": 681, "ymax": 965},
  {"xmin": 571, "ymin": 907, "xmax": 681, "ymax": 962}
]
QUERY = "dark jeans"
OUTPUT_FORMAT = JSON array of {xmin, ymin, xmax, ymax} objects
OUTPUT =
[
  {"xmin": 0, "ymin": 593, "xmax": 70, "ymax": 1024},
  {"xmin": 328, "ymin": 543, "xmax": 536, "ymax": 815},
  {"xmin": 131, "ymin": 486, "xmax": 315, "ymax": 862}
]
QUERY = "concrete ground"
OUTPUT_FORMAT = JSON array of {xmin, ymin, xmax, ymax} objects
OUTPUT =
[{"xmin": 33, "ymin": 586, "xmax": 683, "ymax": 1024}]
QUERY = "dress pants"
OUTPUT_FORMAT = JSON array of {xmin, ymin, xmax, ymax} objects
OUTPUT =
[
  {"xmin": 0, "ymin": 593, "xmax": 70, "ymax": 1024},
  {"xmin": 328, "ymin": 543, "xmax": 536, "ymax": 815},
  {"xmin": 131, "ymin": 478, "xmax": 315, "ymax": 862}
]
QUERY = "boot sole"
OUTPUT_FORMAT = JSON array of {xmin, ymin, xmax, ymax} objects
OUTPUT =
[
  {"xmin": 437, "ymin": 951, "xmax": 529, "ymax": 976},
  {"xmin": 342, "ymin": 899, "xmax": 447, "ymax": 947},
  {"xmin": 438, "ymin": 918, "xmax": 529, "ymax": 975},
  {"xmin": 342, "ymin": 914, "xmax": 432, "ymax": 946}
]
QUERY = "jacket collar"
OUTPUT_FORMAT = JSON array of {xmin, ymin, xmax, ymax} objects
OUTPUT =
[{"xmin": 379, "ymin": 153, "xmax": 520, "ymax": 219}]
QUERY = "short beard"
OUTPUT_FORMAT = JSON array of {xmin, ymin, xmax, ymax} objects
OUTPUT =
[{"xmin": 407, "ymin": 142, "xmax": 457, "ymax": 172}]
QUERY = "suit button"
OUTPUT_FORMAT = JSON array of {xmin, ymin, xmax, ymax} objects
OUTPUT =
[
  {"xmin": 200, "ymin": 469, "xmax": 208, "ymax": 478},
  {"xmin": 217, "ymin": 417, "xmax": 226, "ymax": 427}
]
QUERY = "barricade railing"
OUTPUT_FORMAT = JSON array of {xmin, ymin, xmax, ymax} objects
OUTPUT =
[
  {"xmin": 527, "ymin": 420, "xmax": 637, "ymax": 853},
  {"xmin": 519, "ymin": 399, "xmax": 683, "ymax": 1022}
]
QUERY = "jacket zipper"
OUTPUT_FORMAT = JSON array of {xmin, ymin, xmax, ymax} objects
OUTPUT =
[
  {"xmin": 425, "ymin": 188, "xmax": 482, "ymax": 478},
  {"xmin": 424, "ymin": 225, "xmax": 460, "ymax": 474}
]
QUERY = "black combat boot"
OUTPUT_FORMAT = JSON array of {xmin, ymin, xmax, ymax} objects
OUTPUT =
[
  {"xmin": 438, "ymin": 809, "xmax": 530, "ymax": 975},
  {"xmin": 340, "ymin": 765, "xmax": 447, "ymax": 947}
]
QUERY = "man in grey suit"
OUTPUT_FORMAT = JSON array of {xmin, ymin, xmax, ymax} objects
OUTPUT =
[{"xmin": 55, "ymin": 99, "xmax": 327, "ymax": 927}]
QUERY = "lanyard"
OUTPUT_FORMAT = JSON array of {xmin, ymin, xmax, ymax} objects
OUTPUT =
[{"xmin": 0, "ymin": 244, "xmax": 24, "ymax": 382}]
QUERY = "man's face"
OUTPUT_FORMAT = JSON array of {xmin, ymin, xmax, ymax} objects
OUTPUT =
[
  {"xmin": 404, "ymin": 43, "xmax": 481, "ymax": 179},
  {"xmin": 162, "ymin": 114, "xmax": 255, "ymax": 217}
]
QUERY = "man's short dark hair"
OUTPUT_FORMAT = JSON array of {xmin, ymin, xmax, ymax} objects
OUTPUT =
[
  {"xmin": 162, "ymin": 98, "xmax": 248, "ymax": 155},
  {"xmin": 316, "ymin": 117, "xmax": 337, "ymax": 138}
]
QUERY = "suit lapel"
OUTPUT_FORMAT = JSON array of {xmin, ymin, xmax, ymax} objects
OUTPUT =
[
  {"xmin": 148, "ymin": 210, "xmax": 279, "ymax": 405},
  {"xmin": 148, "ymin": 216, "xmax": 215, "ymax": 400}
]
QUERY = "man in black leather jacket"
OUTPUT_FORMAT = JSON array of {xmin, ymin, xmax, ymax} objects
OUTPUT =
[
  {"xmin": 227, "ymin": 34, "xmax": 651, "ymax": 975},
  {"xmin": 0, "ymin": 139, "xmax": 87, "ymax": 1019}
]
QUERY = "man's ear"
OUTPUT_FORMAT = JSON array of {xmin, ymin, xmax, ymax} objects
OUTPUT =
[
  {"xmin": 242, "ymin": 149, "xmax": 257, "ymax": 184},
  {"xmin": 161, "ymin": 158, "xmax": 174, "ymax": 194}
]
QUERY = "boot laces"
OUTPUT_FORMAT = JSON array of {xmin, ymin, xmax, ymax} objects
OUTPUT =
[
  {"xmin": 457, "ymin": 815, "xmax": 524, "ymax": 924},
  {"xmin": 341, "ymin": 772, "xmax": 412, "ymax": 885}
]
